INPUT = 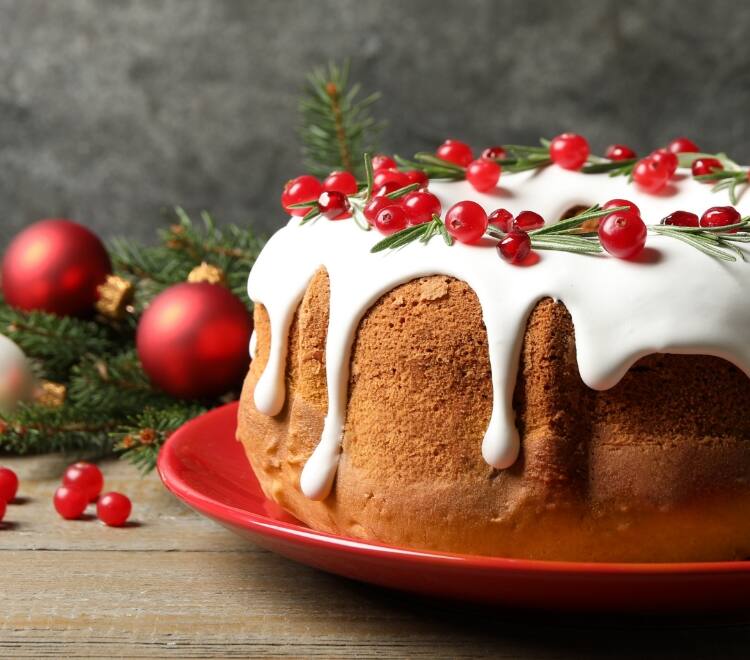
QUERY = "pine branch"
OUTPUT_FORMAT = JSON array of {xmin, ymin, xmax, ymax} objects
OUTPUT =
[{"xmin": 299, "ymin": 61, "xmax": 385, "ymax": 179}]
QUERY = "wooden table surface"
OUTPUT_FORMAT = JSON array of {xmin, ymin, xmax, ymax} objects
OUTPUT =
[{"xmin": 2, "ymin": 455, "xmax": 750, "ymax": 659}]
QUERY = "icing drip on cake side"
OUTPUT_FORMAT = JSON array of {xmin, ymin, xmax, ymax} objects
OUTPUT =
[{"xmin": 247, "ymin": 167, "xmax": 750, "ymax": 501}]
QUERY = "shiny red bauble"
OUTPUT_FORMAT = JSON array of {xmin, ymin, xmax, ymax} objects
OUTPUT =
[
  {"xmin": 402, "ymin": 191, "xmax": 441, "ymax": 225},
  {"xmin": 662, "ymin": 211, "xmax": 699, "ymax": 227},
  {"xmin": 466, "ymin": 159, "xmax": 501, "ymax": 192},
  {"xmin": 598, "ymin": 211, "xmax": 647, "ymax": 259},
  {"xmin": 0, "ymin": 467, "xmax": 18, "ymax": 502},
  {"xmin": 63, "ymin": 462, "xmax": 104, "ymax": 502},
  {"xmin": 605, "ymin": 144, "xmax": 637, "ymax": 161},
  {"xmin": 137, "ymin": 283, "xmax": 252, "ymax": 399},
  {"xmin": 692, "ymin": 157, "xmax": 723, "ymax": 178},
  {"xmin": 497, "ymin": 231, "xmax": 532, "ymax": 264},
  {"xmin": 1, "ymin": 219, "xmax": 111, "ymax": 316},
  {"xmin": 436, "ymin": 140, "xmax": 474, "ymax": 167},
  {"xmin": 667, "ymin": 137, "xmax": 700, "ymax": 154},
  {"xmin": 632, "ymin": 157, "xmax": 671, "ymax": 193},
  {"xmin": 54, "ymin": 485, "xmax": 88, "ymax": 520},
  {"xmin": 281, "ymin": 175, "xmax": 323, "ymax": 216},
  {"xmin": 374, "ymin": 206, "xmax": 408, "ymax": 236},
  {"xmin": 97, "ymin": 491, "xmax": 132, "ymax": 527},
  {"xmin": 444, "ymin": 201, "xmax": 488, "ymax": 244},
  {"xmin": 323, "ymin": 171, "xmax": 358, "ymax": 195},
  {"xmin": 549, "ymin": 133, "xmax": 589, "ymax": 170}
]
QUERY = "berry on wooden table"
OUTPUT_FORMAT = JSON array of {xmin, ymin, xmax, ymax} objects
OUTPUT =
[
  {"xmin": 488, "ymin": 208, "xmax": 514, "ymax": 232},
  {"xmin": 54, "ymin": 486, "xmax": 88, "ymax": 520},
  {"xmin": 603, "ymin": 198, "xmax": 641, "ymax": 217},
  {"xmin": 323, "ymin": 171, "xmax": 358, "ymax": 195},
  {"xmin": 444, "ymin": 201, "xmax": 488, "ymax": 244},
  {"xmin": 466, "ymin": 158, "xmax": 501, "ymax": 192},
  {"xmin": 436, "ymin": 140, "xmax": 474, "ymax": 167},
  {"xmin": 662, "ymin": 211, "xmax": 699, "ymax": 227},
  {"xmin": 700, "ymin": 206, "xmax": 741, "ymax": 231},
  {"xmin": 692, "ymin": 158, "xmax": 723, "ymax": 179},
  {"xmin": 0, "ymin": 467, "xmax": 18, "ymax": 502},
  {"xmin": 402, "ymin": 191, "xmax": 441, "ymax": 225},
  {"xmin": 598, "ymin": 211, "xmax": 647, "ymax": 259},
  {"xmin": 63, "ymin": 462, "xmax": 103, "ymax": 502},
  {"xmin": 281, "ymin": 175, "xmax": 323, "ymax": 216},
  {"xmin": 632, "ymin": 157, "xmax": 671, "ymax": 193},
  {"xmin": 481, "ymin": 146, "xmax": 507, "ymax": 160},
  {"xmin": 374, "ymin": 206, "xmax": 409, "ymax": 235},
  {"xmin": 97, "ymin": 492, "xmax": 132, "ymax": 527},
  {"xmin": 317, "ymin": 191, "xmax": 350, "ymax": 220},
  {"xmin": 514, "ymin": 210, "xmax": 545, "ymax": 232},
  {"xmin": 371, "ymin": 154, "xmax": 397, "ymax": 171},
  {"xmin": 549, "ymin": 133, "xmax": 590, "ymax": 170},
  {"xmin": 497, "ymin": 231, "xmax": 532, "ymax": 264},
  {"xmin": 667, "ymin": 137, "xmax": 700, "ymax": 154},
  {"xmin": 605, "ymin": 144, "xmax": 637, "ymax": 161}
]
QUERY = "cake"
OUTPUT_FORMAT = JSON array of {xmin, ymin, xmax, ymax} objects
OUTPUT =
[{"xmin": 237, "ymin": 137, "xmax": 750, "ymax": 562}]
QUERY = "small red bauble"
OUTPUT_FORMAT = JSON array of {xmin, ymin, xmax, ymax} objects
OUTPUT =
[
  {"xmin": 650, "ymin": 149, "xmax": 678, "ymax": 177},
  {"xmin": 497, "ymin": 231, "xmax": 532, "ymax": 264},
  {"xmin": 373, "ymin": 168, "xmax": 410, "ymax": 191},
  {"xmin": 549, "ymin": 133, "xmax": 589, "ymax": 170},
  {"xmin": 598, "ymin": 211, "xmax": 647, "ymax": 259},
  {"xmin": 700, "ymin": 206, "xmax": 741, "ymax": 231},
  {"xmin": 363, "ymin": 196, "xmax": 395, "ymax": 223},
  {"xmin": 317, "ymin": 191, "xmax": 350, "ymax": 220},
  {"xmin": 323, "ymin": 171, "xmax": 358, "ymax": 195},
  {"xmin": 632, "ymin": 157, "xmax": 671, "ymax": 193},
  {"xmin": 402, "ymin": 191, "xmax": 441, "ymax": 226},
  {"xmin": 371, "ymin": 154, "xmax": 397, "ymax": 171},
  {"xmin": 605, "ymin": 144, "xmax": 637, "ymax": 161},
  {"xmin": 444, "ymin": 201, "xmax": 488, "ymax": 244},
  {"xmin": 662, "ymin": 211, "xmax": 699, "ymax": 227},
  {"xmin": 54, "ymin": 486, "xmax": 88, "ymax": 520},
  {"xmin": 63, "ymin": 462, "xmax": 103, "ymax": 502},
  {"xmin": 436, "ymin": 140, "xmax": 474, "ymax": 167},
  {"xmin": 488, "ymin": 208, "xmax": 514, "ymax": 232},
  {"xmin": 513, "ymin": 210, "xmax": 545, "ymax": 232},
  {"xmin": 603, "ymin": 198, "xmax": 641, "ymax": 217},
  {"xmin": 0, "ymin": 467, "xmax": 18, "ymax": 502},
  {"xmin": 97, "ymin": 491, "xmax": 132, "ymax": 527},
  {"xmin": 137, "ymin": 283, "xmax": 252, "ymax": 399},
  {"xmin": 281, "ymin": 175, "xmax": 322, "ymax": 216},
  {"xmin": 403, "ymin": 169, "xmax": 429, "ymax": 189},
  {"xmin": 466, "ymin": 159, "xmax": 501, "ymax": 192},
  {"xmin": 667, "ymin": 137, "xmax": 700, "ymax": 154},
  {"xmin": 374, "ymin": 206, "xmax": 408, "ymax": 236},
  {"xmin": 481, "ymin": 146, "xmax": 506, "ymax": 161},
  {"xmin": 1, "ymin": 219, "xmax": 111, "ymax": 317},
  {"xmin": 692, "ymin": 157, "xmax": 723, "ymax": 179}
]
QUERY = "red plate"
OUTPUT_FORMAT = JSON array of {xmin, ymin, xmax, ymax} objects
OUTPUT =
[{"xmin": 158, "ymin": 403, "xmax": 750, "ymax": 612}]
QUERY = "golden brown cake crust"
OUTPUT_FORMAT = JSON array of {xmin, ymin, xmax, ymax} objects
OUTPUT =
[{"xmin": 237, "ymin": 268, "xmax": 750, "ymax": 562}]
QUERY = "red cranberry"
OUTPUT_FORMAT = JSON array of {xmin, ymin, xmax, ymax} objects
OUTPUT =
[
  {"xmin": 317, "ymin": 191, "xmax": 350, "ymax": 220},
  {"xmin": 700, "ymin": 206, "xmax": 741, "ymax": 231},
  {"xmin": 371, "ymin": 154, "xmax": 397, "ymax": 171},
  {"xmin": 481, "ymin": 146, "xmax": 507, "ymax": 160},
  {"xmin": 97, "ymin": 492, "xmax": 132, "ymax": 527},
  {"xmin": 598, "ymin": 211, "xmax": 647, "ymax": 259},
  {"xmin": 692, "ymin": 157, "xmax": 723, "ymax": 179},
  {"xmin": 662, "ymin": 211, "xmax": 699, "ymax": 227},
  {"xmin": 602, "ymin": 198, "xmax": 641, "ymax": 217},
  {"xmin": 0, "ymin": 467, "xmax": 18, "ymax": 503},
  {"xmin": 53, "ymin": 486, "xmax": 88, "ymax": 520},
  {"xmin": 549, "ymin": 133, "xmax": 590, "ymax": 170},
  {"xmin": 373, "ymin": 168, "xmax": 410, "ymax": 191},
  {"xmin": 374, "ymin": 205, "xmax": 408, "ymax": 235},
  {"xmin": 373, "ymin": 182, "xmax": 402, "ymax": 197},
  {"xmin": 514, "ymin": 210, "xmax": 545, "ymax": 231},
  {"xmin": 497, "ymin": 231, "xmax": 532, "ymax": 264},
  {"xmin": 488, "ymin": 208, "xmax": 514, "ymax": 232},
  {"xmin": 466, "ymin": 159, "xmax": 501, "ymax": 192},
  {"xmin": 63, "ymin": 462, "xmax": 103, "ymax": 502},
  {"xmin": 444, "ymin": 201, "xmax": 488, "ymax": 244},
  {"xmin": 281, "ymin": 175, "xmax": 323, "ymax": 216},
  {"xmin": 402, "ymin": 191, "xmax": 441, "ymax": 225},
  {"xmin": 436, "ymin": 139, "xmax": 474, "ymax": 167},
  {"xmin": 323, "ymin": 170, "xmax": 358, "ymax": 195},
  {"xmin": 667, "ymin": 137, "xmax": 700, "ymax": 154},
  {"xmin": 605, "ymin": 144, "xmax": 637, "ymax": 161},
  {"xmin": 632, "ymin": 156, "xmax": 671, "ymax": 193},
  {"xmin": 363, "ymin": 196, "xmax": 396, "ymax": 223},
  {"xmin": 650, "ymin": 149, "xmax": 678, "ymax": 177},
  {"xmin": 403, "ymin": 169, "xmax": 429, "ymax": 189}
]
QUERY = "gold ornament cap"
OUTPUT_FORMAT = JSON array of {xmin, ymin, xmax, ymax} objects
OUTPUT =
[
  {"xmin": 34, "ymin": 380, "xmax": 67, "ymax": 408},
  {"xmin": 187, "ymin": 262, "xmax": 227, "ymax": 286},
  {"xmin": 96, "ymin": 275, "xmax": 135, "ymax": 319}
]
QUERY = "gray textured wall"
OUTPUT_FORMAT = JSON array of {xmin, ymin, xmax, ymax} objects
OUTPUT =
[{"xmin": 1, "ymin": 0, "xmax": 749, "ymax": 246}]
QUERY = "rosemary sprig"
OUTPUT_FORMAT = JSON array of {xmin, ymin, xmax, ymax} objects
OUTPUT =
[
  {"xmin": 370, "ymin": 214, "xmax": 452, "ymax": 253},
  {"xmin": 651, "ymin": 219, "xmax": 750, "ymax": 262},
  {"xmin": 694, "ymin": 170, "xmax": 748, "ymax": 205},
  {"xmin": 394, "ymin": 153, "xmax": 464, "ymax": 180},
  {"xmin": 581, "ymin": 158, "xmax": 637, "ymax": 177},
  {"xmin": 529, "ymin": 204, "xmax": 629, "ymax": 236}
]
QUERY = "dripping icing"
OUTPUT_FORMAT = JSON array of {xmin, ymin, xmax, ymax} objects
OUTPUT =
[{"xmin": 247, "ymin": 167, "xmax": 750, "ymax": 500}]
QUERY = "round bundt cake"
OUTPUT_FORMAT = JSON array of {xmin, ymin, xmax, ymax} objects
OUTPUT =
[{"xmin": 237, "ymin": 144, "xmax": 750, "ymax": 562}]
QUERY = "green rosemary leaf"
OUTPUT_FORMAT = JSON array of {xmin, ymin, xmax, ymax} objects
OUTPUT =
[
  {"xmin": 385, "ymin": 182, "xmax": 420, "ymax": 199},
  {"xmin": 363, "ymin": 152, "xmax": 374, "ymax": 199},
  {"xmin": 370, "ymin": 224, "xmax": 429, "ymax": 253},
  {"xmin": 530, "ymin": 205, "xmax": 629, "ymax": 236},
  {"xmin": 530, "ymin": 235, "xmax": 603, "ymax": 254},
  {"xmin": 650, "ymin": 226, "xmax": 739, "ymax": 261},
  {"xmin": 653, "ymin": 219, "xmax": 750, "ymax": 234},
  {"xmin": 299, "ymin": 205, "xmax": 320, "ymax": 225},
  {"xmin": 437, "ymin": 216, "xmax": 454, "ymax": 246},
  {"xmin": 582, "ymin": 159, "xmax": 637, "ymax": 174}
]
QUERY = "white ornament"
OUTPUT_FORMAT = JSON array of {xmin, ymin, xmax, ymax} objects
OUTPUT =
[{"xmin": 0, "ymin": 334, "xmax": 33, "ymax": 412}]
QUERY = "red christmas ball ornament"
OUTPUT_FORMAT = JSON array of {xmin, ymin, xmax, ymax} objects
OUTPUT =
[
  {"xmin": 1, "ymin": 219, "xmax": 111, "ymax": 316},
  {"xmin": 137, "ymin": 283, "xmax": 252, "ymax": 399}
]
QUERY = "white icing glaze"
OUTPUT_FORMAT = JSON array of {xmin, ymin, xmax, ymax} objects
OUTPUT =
[{"xmin": 247, "ymin": 166, "xmax": 750, "ymax": 500}]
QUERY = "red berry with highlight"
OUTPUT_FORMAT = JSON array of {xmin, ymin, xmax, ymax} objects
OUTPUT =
[
  {"xmin": 603, "ymin": 198, "xmax": 641, "ymax": 217},
  {"xmin": 403, "ymin": 169, "xmax": 429, "ymax": 189},
  {"xmin": 97, "ymin": 491, "xmax": 132, "ymax": 527},
  {"xmin": 281, "ymin": 175, "xmax": 323, "ymax": 216},
  {"xmin": 650, "ymin": 148, "xmax": 678, "ymax": 177},
  {"xmin": 700, "ymin": 206, "xmax": 741, "ymax": 231},
  {"xmin": 488, "ymin": 208, "xmax": 514, "ymax": 232},
  {"xmin": 466, "ymin": 158, "xmax": 501, "ymax": 192},
  {"xmin": 549, "ymin": 133, "xmax": 589, "ymax": 170},
  {"xmin": 63, "ymin": 462, "xmax": 103, "ymax": 502},
  {"xmin": 692, "ymin": 157, "xmax": 723, "ymax": 179},
  {"xmin": 481, "ymin": 146, "xmax": 506, "ymax": 160},
  {"xmin": 54, "ymin": 486, "xmax": 88, "ymax": 520},
  {"xmin": 317, "ymin": 191, "xmax": 350, "ymax": 220},
  {"xmin": 668, "ymin": 137, "xmax": 700, "ymax": 154},
  {"xmin": 444, "ymin": 201, "xmax": 488, "ymax": 244},
  {"xmin": 363, "ymin": 196, "xmax": 396, "ymax": 223},
  {"xmin": 514, "ymin": 210, "xmax": 545, "ymax": 231},
  {"xmin": 323, "ymin": 171, "xmax": 358, "ymax": 195},
  {"xmin": 498, "ymin": 231, "xmax": 532, "ymax": 264},
  {"xmin": 403, "ymin": 191, "xmax": 441, "ymax": 225},
  {"xmin": 0, "ymin": 467, "xmax": 18, "ymax": 503},
  {"xmin": 632, "ymin": 157, "xmax": 671, "ymax": 193},
  {"xmin": 373, "ymin": 168, "xmax": 409, "ymax": 190},
  {"xmin": 436, "ymin": 140, "xmax": 474, "ymax": 167},
  {"xmin": 371, "ymin": 154, "xmax": 397, "ymax": 171},
  {"xmin": 598, "ymin": 211, "xmax": 647, "ymax": 259},
  {"xmin": 605, "ymin": 144, "xmax": 637, "ymax": 161},
  {"xmin": 374, "ymin": 205, "xmax": 408, "ymax": 235},
  {"xmin": 662, "ymin": 211, "xmax": 699, "ymax": 227}
]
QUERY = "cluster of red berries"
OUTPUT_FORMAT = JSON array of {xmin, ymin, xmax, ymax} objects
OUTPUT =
[
  {"xmin": 53, "ymin": 462, "xmax": 132, "ymax": 526},
  {"xmin": 0, "ymin": 466, "xmax": 19, "ymax": 522},
  {"xmin": 435, "ymin": 140, "xmax": 503, "ymax": 192},
  {"xmin": 662, "ymin": 205, "xmax": 741, "ymax": 230}
]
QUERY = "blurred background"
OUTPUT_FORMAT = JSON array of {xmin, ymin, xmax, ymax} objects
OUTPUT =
[{"xmin": 1, "ymin": 0, "xmax": 749, "ymax": 244}]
